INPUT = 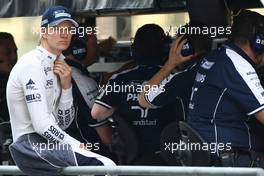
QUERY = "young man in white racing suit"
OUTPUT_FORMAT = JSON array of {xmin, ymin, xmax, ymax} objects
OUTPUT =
[{"xmin": 6, "ymin": 6, "xmax": 115, "ymax": 176}]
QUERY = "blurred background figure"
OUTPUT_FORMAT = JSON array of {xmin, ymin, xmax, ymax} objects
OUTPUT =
[
  {"xmin": 0, "ymin": 32, "xmax": 17, "ymax": 67},
  {"xmin": 63, "ymin": 35, "xmax": 116, "ymax": 162},
  {"xmin": 0, "ymin": 32, "xmax": 17, "ymax": 122},
  {"xmin": 92, "ymin": 24, "xmax": 178, "ymax": 165},
  {"xmin": 0, "ymin": 32, "xmax": 17, "ymax": 166}
]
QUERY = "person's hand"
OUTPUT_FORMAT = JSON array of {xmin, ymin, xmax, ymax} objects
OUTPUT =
[
  {"xmin": 79, "ymin": 143, "xmax": 85, "ymax": 149},
  {"xmin": 79, "ymin": 143, "xmax": 92, "ymax": 151},
  {"xmin": 167, "ymin": 36, "xmax": 194, "ymax": 68},
  {"xmin": 53, "ymin": 60, "xmax": 72, "ymax": 89}
]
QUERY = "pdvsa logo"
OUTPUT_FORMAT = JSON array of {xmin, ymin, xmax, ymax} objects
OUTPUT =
[{"xmin": 26, "ymin": 79, "xmax": 38, "ymax": 90}]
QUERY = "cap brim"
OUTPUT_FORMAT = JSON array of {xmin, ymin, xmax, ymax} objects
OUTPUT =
[{"xmin": 49, "ymin": 18, "xmax": 78, "ymax": 27}]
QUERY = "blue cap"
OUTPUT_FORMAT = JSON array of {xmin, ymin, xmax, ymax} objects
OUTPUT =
[{"xmin": 41, "ymin": 6, "xmax": 78, "ymax": 27}]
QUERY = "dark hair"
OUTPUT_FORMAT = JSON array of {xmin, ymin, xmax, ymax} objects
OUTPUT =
[
  {"xmin": 178, "ymin": 21, "xmax": 212, "ymax": 54},
  {"xmin": 229, "ymin": 10, "xmax": 264, "ymax": 44},
  {"xmin": 0, "ymin": 32, "xmax": 14, "ymax": 41},
  {"xmin": 132, "ymin": 24, "xmax": 166, "ymax": 65}
]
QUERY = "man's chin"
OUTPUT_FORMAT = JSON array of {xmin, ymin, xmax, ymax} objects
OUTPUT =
[{"xmin": 57, "ymin": 45, "xmax": 70, "ymax": 52}]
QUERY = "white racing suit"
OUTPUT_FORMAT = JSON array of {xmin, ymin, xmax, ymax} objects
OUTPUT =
[{"xmin": 6, "ymin": 46, "xmax": 115, "ymax": 176}]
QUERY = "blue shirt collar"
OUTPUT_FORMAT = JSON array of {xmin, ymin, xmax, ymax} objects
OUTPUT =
[{"xmin": 223, "ymin": 41, "xmax": 256, "ymax": 68}]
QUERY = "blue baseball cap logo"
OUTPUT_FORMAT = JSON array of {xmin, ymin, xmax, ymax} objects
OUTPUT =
[{"xmin": 41, "ymin": 6, "xmax": 78, "ymax": 27}]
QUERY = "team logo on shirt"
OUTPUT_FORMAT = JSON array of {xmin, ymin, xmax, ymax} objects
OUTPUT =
[
  {"xmin": 195, "ymin": 72, "xmax": 206, "ymax": 83},
  {"xmin": 45, "ymin": 79, "xmax": 53, "ymax": 89},
  {"xmin": 44, "ymin": 67, "xmax": 52, "ymax": 75},
  {"xmin": 25, "ymin": 93, "xmax": 41, "ymax": 103},
  {"xmin": 131, "ymin": 105, "xmax": 157, "ymax": 126},
  {"xmin": 201, "ymin": 59, "xmax": 215, "ymax": 70},
  {"xmin": 246, "ymin": 71, "xmax": 256, "ymax": 76},
  {"xmin": 255, "ymin": 81, "xmax": 262, "ymax": 88},
  {"xmin": 26, "ymin": 79, "xmax": 38, "ymax": 90},
  {"xmin": 43, "ymin": 125, "xmax": 65, "ymax": 141}
]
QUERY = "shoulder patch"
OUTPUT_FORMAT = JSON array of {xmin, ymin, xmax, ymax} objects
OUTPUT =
[{"xmin": 200, "ymin": 58, "xmax": 215, "ymax": 70}]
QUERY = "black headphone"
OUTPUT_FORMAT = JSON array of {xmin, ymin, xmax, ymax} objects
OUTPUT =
[
  {"xmin": 250, "ymin": 26, "xmax": 264, "ymax": 54},
  {"xmin": 181, "ymin": 38, "xmax": 195, "ymax": 56},
  {"xmin": 131, "ymin": 35, "xmax": 195, "ymax": 59},
  {"xmin": 157, "ymin": 35, "xmax": 195, "ymax": 57},
  {"xmin": 130, "ymin": 32, "xmax": 196, "ymax": 67},
  {"xmin": 64, "ymin": 39, "xmax": 87, "ymax": 61}
]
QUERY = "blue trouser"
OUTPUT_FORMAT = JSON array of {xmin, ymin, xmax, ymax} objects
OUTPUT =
[{"xmin": 9, "ymin": 133, "xmax": 115, "ymax": 176}]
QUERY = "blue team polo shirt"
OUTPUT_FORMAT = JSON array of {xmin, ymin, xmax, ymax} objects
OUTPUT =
[
  {"xmin": 187, "ymin": 42, "xmax": 264, "ymax": 155},
  {"xmin": 95, "ymin": 65, "xmax": 177, "ymax": 154}
]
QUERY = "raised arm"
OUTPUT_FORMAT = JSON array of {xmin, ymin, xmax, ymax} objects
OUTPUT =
[
  {"xmin": 21, "ymin": 63, "xmax": 80, "ymax": 149},
  {"xmin": 139, "ymin": 36, "xmax": 194, "ymax": 108},
  {"xmin": 54, "ymin": 60, "xmax": 75, "ymax": 130}
]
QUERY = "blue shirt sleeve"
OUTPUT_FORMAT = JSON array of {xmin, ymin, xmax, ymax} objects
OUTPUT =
[
  {"xmin": 145, "ymin": 65, "xmax": 197, "ymax": 108},
  {"xmin": 224, "ymin": 49, "xmax": 264, "ymax": 116}
]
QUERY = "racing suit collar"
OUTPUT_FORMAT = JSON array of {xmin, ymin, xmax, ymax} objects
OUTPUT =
[{"xmin": 36, "ymin": 46, "xmax": 65, "ymax": 63}]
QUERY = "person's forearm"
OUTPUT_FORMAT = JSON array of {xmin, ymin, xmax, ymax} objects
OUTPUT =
[
  {"xmin": 142, "ymin": 36, "xmax": 193, "ymax": 93},
  {"xmin": 96, "ymin": 125, "xmax": 113, "ymax": 145},
  {"xmin": 138, "ymin": 61, "xmax": 177, "ymax": 108},
  {"xmin": 147, "ymin": 61, "xmax": 176, "ymax": 87},
  {"xmin": 56, "ymin": 86, "xmax": 75, "ymax": 130},
  {"xmin": 139, "ymin": 36, "xmax": 194, "ymax": 108},
  {"xmin": 140, "ymin": 60, "xmax": 178, "ymax": 103},
  {"xmin": 91, "ymin": 103, "xmax": 115, "ymax": 120},
  {"xmin": 256, "ymin": 110, "xmax": 264, "ymax": 125}
]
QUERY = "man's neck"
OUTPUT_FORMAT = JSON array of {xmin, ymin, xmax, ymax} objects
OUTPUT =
[
  {"xmin": 40, "ymin": 42, "xmax": 61, "ymax": 57},
  {"xmin": 236, "ymin": 42, "xmax": 258, "ymax": 64}
]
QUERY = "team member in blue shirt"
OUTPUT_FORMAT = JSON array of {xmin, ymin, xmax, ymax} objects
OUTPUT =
[
  {"xmin": 138, "ymin": 22, "xmax": 212, "ymax": 121},
  {"xmin": 187, "ymin": 10, "xmax": 264, "ymax": 167},
  {"xmin": 91, "ymin": 24, "xmax": 178, "ymax": 165}
]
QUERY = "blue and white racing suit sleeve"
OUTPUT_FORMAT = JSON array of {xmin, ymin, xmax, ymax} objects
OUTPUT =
[
  {"xmin": 55, "ymin": 86, "xmax": 75, "ymax": 130},
  {"xmin": 21, "ymin": 64, "xmax": 80, "ymax": 149}
]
